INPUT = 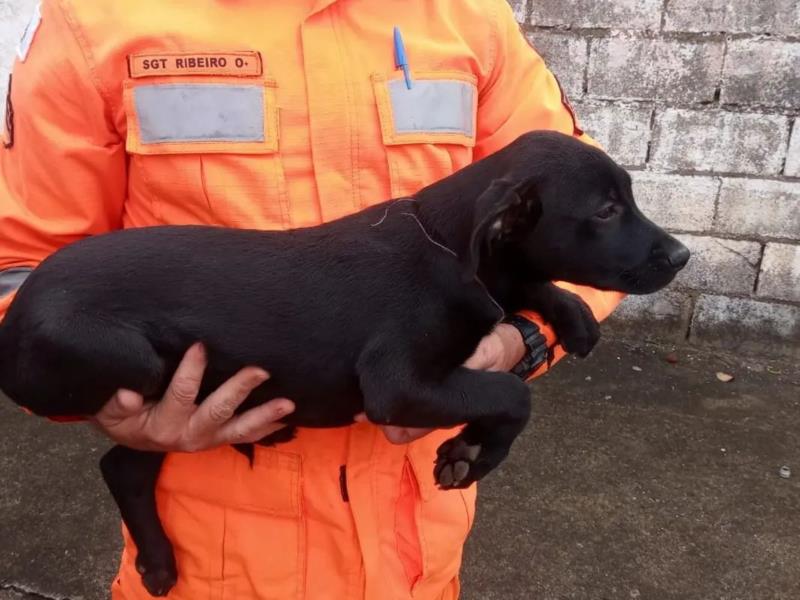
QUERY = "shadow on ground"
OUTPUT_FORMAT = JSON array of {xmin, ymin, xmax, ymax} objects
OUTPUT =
[{"xmin": 1, "ymin": 340, "xmax": 798, "ymax": 599}]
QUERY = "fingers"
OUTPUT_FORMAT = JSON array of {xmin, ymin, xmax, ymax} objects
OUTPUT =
[
  {"xmin": 90, "ymin": 345, "xmax": 291, "ymax": 453},
  {"xmin": 212, "ymin": 398, "xmax": 295, "ymax": 446},
  {"xmin": 189, "ymin": 366, "xmax": 269, "ymax": 444},
  {"xmin": 157, "ymin": 343, "xmax": 207, "ymax": 424}
]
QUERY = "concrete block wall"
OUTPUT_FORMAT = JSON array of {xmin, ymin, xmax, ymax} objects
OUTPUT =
[
  {"xmin": 0, "ymin": 0, "xmax": 36, "ymax": 109},
  {"xmin": 513, "ymin": 0, "xmax": 800, "ymax": 357},
  {"xmin": 0, "ymin": 0, "xmax": 797, "ymax": 355}
]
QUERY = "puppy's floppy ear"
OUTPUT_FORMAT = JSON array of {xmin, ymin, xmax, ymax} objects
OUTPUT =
[{"xmin": 466, "ymin": 178, "xmax": 542, "ymax": 278}]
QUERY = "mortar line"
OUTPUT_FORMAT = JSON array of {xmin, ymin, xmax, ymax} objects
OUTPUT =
[
  {"xmin": 668, "ymin": 285, "xmax": 800, "ymax": 308},
  {"xmin": 780, "ymin": 117, "xmax": 795, "ymax": 176},
  {"xmin": 644, "ymin": 105, "xmax": 658, "ymax": 165},
  {"xmin": 525, "ymin": 25, "xmax": 800, "ymax": 43},
  {"xmin": 684, "ymin": 292, "xmax": 697, "ymax": 341},
  {"xmin": 583, "ymin": 37, "xmax": 591, "ymax": 96},
  {"xmin": 659, "ymin": 0, "xmax": 670, "ymax": 33},
  {"xmin": 751, "ymin": 243, "xmax": 767, "ymax": 295},
  {"xmin": 573, "ymin": 95, "xmax": 798, "ymax": 117},
  {"xmin": 625, "ymin": 167, "xmax": 799, "ymax": 183},
  {"xmin": 709, "ymin": 175, "xmax": 724, "ymax": 233},
  {"xmin": 663, "ymin": 227, "xmax": 799, "ymax": 247},
  {"xmin": 714, "ymin": 32, "xmax": 730, "ymax": 107}
]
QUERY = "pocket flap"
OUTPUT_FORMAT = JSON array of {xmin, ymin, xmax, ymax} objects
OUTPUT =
[
  {"xmin": 124, "ymin": 78, "xmax": 279, "ymax": 155},
  {"xmin": 159, "ymin": 446, "xmax": 301, "ymax": 517},
  {"xmin": 373, "ymin": 71, "xmax": 477, "ymax": 147}
]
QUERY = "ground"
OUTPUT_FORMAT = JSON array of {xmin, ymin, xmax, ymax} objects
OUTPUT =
[{"xmin": 1, "ymin": 339, "xmax": 798, "ymax": 600}]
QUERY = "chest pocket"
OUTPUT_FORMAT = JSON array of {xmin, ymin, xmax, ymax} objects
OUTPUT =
[
  {"xmin": 372, "ymin": 71, "xmax": 478, "ymax": 198},
  {"xmin": 123, "ymin": 77, "xmax": 290, "ymax": 229}
]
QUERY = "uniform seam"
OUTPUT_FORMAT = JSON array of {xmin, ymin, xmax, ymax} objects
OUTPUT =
[
  {"xmin": 330, "ymin": 7, "xmax": 360, "ymax": 212},
  {"xmin": 485, "ymin": 0, "xmax": 501, "ymax": 85},
  {"xmin": 296, "ymin": 456, "xmax": 307, "ymax": 598},
  {"xmin": 55, "ymin": 0, "xmax": 119, "ymax": 123}
]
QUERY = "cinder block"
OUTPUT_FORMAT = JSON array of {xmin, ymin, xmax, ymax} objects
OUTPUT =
[
  {"xmin": 665, "ymin": 0, "xmax": 800, "ymax": 36},
  {"xmin": 632, "ymin": 172, "xmax": 718, "ymax": 232},
  {"xmin": 573, "ymin": 101, "xmax": 652, "ymax": 166},
  {"xmin": 588, "ymin": 36, "xmax": 724, "ymax": 103},
  {"xmin": 722, "ymin": 40, "xmax": 800, "ymax": 109},
  {"xmin": 526, "ymin": 31, "xmax": 587, "ymax": 99},
  {"xmin": 786, "ymin": 123, "xmax": 800, "ymax": 178},
  {"xmin": 604, "ymin": 289, "xmax": 693, "ymax": 342},
  {"xmin": 673, "ymin": 234, "xmax": 761, "ymax": 295},
  {"xmin": 530, "ymin": 0, "xmax": 663, "ymax": 30},
  {"xmin": 0, "ymin": 1, "xmax": 38, "ymax": 121},
  {"xmin": 757, "ymin": 243, "xmax": 800, "ymax": 303},
  {"xmin": 691, "ymin": 294, "xmax": 800, "ymax": 358},
  {"xmin": 715, "ymin": 179, "xmax": 800, "ymax": 240},
  {"xmin": 650, "ymin": 109, "xmax": 789, "ymax": 175},
  {"xmin": 507, "ymin": 0, "xmax": 527, "ymax": 22}
]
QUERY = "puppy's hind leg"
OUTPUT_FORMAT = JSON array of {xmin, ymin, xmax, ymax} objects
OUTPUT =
[
  {"xmin": 100, "ymin": 446, "xmax": 176, "ymax": 597},
  {"xmin": 14, "ymin": 315, "xmax": 166, "ymax": 417}
]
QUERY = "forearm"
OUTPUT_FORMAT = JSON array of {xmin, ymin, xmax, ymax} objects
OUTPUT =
[{"xmin": 515, "ymin": 284, "xmax": 625, "ymax": 380}]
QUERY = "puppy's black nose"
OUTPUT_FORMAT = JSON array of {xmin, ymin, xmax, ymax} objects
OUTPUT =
[
  {"xmin": 667, "ymin": 244, "xmax": 691, "ymax": 269},
  {"xmin": 652, "ymin": 239, "xmax": 690, "ymax": 270}
]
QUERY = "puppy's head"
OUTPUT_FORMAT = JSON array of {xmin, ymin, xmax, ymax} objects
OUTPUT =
[{"xmin": 480, "ymin": 131, "xmax": 690, "ymax": 294}]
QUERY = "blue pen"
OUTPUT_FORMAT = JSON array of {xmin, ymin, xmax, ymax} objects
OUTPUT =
[{"xmin": 393, "ymin": 26, "xmax": 413, "ymax": 90}]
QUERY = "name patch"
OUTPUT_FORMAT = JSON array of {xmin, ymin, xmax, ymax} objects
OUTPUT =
[{"xmin": 128, "ymin": 51, "xmax": 262, "ymax": 78}]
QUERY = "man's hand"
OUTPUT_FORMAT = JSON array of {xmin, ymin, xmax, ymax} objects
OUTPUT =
[
  {"xmin": 361, "ymin": 323, "xmax": 527, "ymax": 445},
  {"xmin": 92, "ymin": 343, "xmax": 295, "ymax": 452}
]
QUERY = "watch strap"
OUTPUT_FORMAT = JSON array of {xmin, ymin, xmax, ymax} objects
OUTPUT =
[{"xmin": 504, "ymin": 314, "xmax": 549, "ymax": 380}]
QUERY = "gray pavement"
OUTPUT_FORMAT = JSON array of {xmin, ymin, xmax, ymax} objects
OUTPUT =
[{"xmin": 1, "ymin": 339, "xmax": 798, "ymax": 599}]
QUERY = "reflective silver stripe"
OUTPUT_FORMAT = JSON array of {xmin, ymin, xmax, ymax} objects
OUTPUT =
[
  {"xmin": 388, "ymin": 79, "xmax": 475, "ymax": 137},
  {"xmin": 133, "ymin": 84, "xmax": 265, "ymax": 144},
  {"xmin": 17, "ymin": 3, "xmax": 42, "ymax": 62},
  {"xmin": 0, "ymin": 267, "xmax": 32, "ymax": 297}
]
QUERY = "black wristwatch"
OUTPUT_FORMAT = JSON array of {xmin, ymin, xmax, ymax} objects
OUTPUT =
[{"xmin": 503, "ymin": 315, "xmax": 549, "ymax": 380}]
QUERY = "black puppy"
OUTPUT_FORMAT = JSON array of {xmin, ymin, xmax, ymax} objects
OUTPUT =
[{"xmin": 0, "ymin": 131, "xmax": 688, "ymax": 596}]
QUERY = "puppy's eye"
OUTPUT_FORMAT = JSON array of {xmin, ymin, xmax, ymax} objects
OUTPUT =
[{"xmin": 594, "ymin": 204, "xmax": 619, "ymax": 221}]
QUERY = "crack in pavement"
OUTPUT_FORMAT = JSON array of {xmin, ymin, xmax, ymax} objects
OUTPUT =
[{"xmin": 0, "ymin": 582, "xmax": 74, "ymax": 600}]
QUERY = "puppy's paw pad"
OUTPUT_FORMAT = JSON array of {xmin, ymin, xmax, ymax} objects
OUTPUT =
[
  {"xmin": 435, "ymin": 438, "xmax": 481, "ymax": 489},
  {"xmin": 136, "ymin": 558, "xmax": 177, "ymax": 597}
]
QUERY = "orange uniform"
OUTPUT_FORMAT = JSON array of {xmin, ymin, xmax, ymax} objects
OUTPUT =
[{"xmin": 0, "ymin": 1, "xmax": 623, "ymax": 598}]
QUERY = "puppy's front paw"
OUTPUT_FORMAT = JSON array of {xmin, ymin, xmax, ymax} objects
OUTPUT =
[
  {"xmin": 552, "ymin": 293, "xmax": 601, "ymax": 358},
  {"xmin": 434, "ymin": 437, "xmax": 482, "ymax": 489}
]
